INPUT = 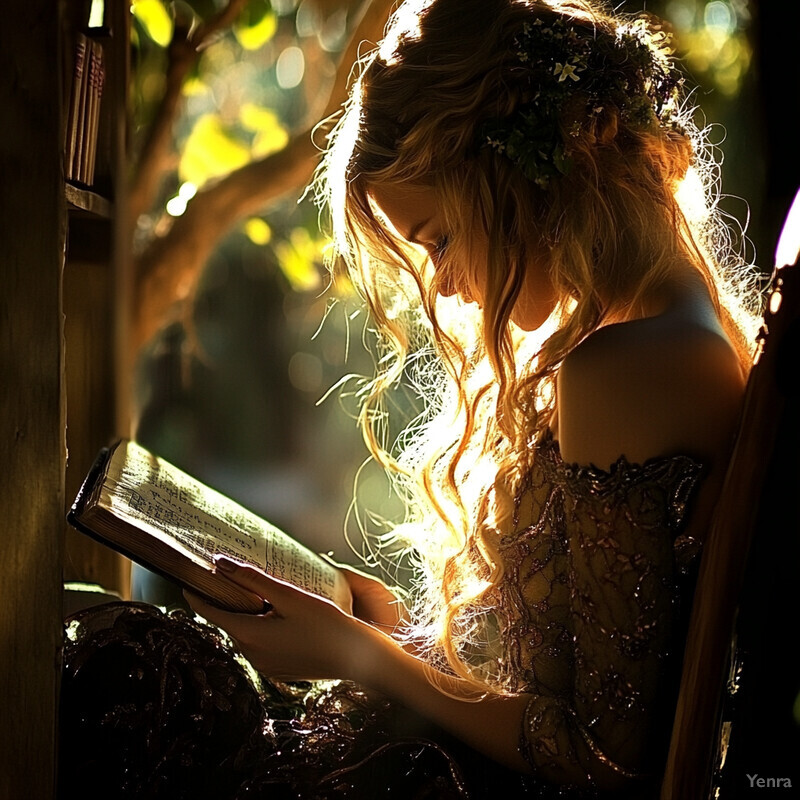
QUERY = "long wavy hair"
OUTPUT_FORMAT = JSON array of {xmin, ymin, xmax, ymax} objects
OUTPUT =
[{"xmin": 314, "ymin": 0, "xmax": 762, "ymax": 690}]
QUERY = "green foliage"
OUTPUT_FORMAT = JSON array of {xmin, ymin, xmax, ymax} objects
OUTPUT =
[
  {"xmin": 234, "ymin": 1, "xmax": 278, "ymax": 50},
  {"xmin": 131, "ymin": 0, "xmax": 173, "ymax": 47},
  {"xmin": 274, "ymin": 227, "xmax": 326, "ymax": 292},
  {"xmin": 240, "ymin": 104, "xmax": 289, "ymax": 157},
  {"xmin": 179, "ymin": 114, "xmax": 251, "ymax": 185},
  {"xmin": 130, "ymin": 0, "xmax": 346, "ymax": 306},
  {"xmin": 244, "ymin": 217, "xmax": 272, "ymax": 246}
]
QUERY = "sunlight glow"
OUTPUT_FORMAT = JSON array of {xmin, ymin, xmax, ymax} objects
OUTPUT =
[
  {"xmin": 276, "ymin": 46, "xmax": 305, "ymax": 89},
  {"xmin": 668, "ymin": 0, "xmax": 752, "ymax": 97},
  {"xmin": 244, "ymin": 217, "xmax": 272, "ymax": 245},
  {"xmin": 705, "ymin": 1, "xmax": 736, "ymax": 35},
  {"xmin": 378, "ymin": 0, "xmax": 429, "ymax": 64},
  {"xmin": 775, "ymin": 188, "xmax": 800, "ymax": 269},
  {"xmin": 131, "ymin": 0, "xmax": 173, "ymax": 47},
  {"xmin": 165, "ymin": 197, "xmax": 186, "ymax": 216},
  {"xmin": 88, "ymin": 0, "xmax": 105, "ymax": 28},
  {"xmin": 296, "ymin": 0, "xmax": 321, "ymax": 38},
  {"xmin": 165, "ymin": 183, "xmax": 197, "ymax": 217},
  {"xmin": 178, "ymin": 182, "xmax": 197, "ymax": 201},
  {"xmin": 675, "ymin": 165, "xmax": 710, "ymax": 229}
]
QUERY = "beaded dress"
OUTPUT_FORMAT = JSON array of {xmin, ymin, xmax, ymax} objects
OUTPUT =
[
  {"xmin": 494, "ymin": 431, "xmax": 702, "ymax": 795},
  {"xmin": 59, "ymin": 434, "xmax": 702, "ymax": 799}
]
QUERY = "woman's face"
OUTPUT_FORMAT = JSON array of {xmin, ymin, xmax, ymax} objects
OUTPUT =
[{"xmin": 369, "ymin": 182, "xmax": 556, "ymax": 331}]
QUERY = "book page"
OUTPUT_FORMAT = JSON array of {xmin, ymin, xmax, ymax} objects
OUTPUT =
[{"xmin": 99, "ymin": 441, "xmax": 341, "ymax": 602}]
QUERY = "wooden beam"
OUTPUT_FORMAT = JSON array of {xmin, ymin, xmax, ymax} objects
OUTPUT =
[{"xmin": 0, "ymin": 1, "xmax": 66, "ymax": 796}]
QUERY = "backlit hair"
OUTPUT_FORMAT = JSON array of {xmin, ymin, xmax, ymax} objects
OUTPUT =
[{"xmin": 314, "ymin": 0, "xmax": 762, "ymax": 690}]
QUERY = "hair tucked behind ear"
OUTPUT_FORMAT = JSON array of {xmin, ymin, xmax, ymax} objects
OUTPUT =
[{"xmin": 314, "ymin": 0, "xmax": 762, "ymax": 690}]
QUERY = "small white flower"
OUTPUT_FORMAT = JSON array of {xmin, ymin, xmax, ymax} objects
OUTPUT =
[{"xmin": 554, "ymin": 63, "xmax": 580, "ymax": 82}]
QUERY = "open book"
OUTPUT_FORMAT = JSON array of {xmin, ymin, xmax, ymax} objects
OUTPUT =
[{"xmin": 68, "ymin": 440, "xmax": 352, "ymax": 614}]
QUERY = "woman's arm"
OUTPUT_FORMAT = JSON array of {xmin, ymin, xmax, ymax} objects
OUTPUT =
[{"xmin": 186, "ymin": 559, "xmax": 531, "ymax": 772}]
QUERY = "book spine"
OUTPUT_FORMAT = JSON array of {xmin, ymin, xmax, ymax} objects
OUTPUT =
[
  {"xmin": 65, "ymin": 32, "xmax": 87, "ymax": 182},
  {"xmin": 78, "ymin": 38, "xmax": 97, "ymax": 185},
  {"xmin": 72, "ymin": 38, "xmax": 93, "ymax": 184},
  {"xmin": 85, "ymin": 40, "xmax": 105, "ymax": 186}
]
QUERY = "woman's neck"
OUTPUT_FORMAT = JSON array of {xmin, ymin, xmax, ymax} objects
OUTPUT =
[{"xmin": 603, "ymin": 257, "xmax": 720, "ymax": 330}]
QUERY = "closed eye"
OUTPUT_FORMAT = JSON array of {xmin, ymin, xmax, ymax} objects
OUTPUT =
[{"xmin": 432, "ymin": 236, "xmax": 449, "ymax": 260}]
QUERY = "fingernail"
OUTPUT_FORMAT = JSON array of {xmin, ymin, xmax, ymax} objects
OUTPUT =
[{"xmin": 215, "ymin": 556, "xmax": 238, "ymax": 573}]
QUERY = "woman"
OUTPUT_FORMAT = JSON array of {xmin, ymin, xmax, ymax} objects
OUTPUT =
[
  {"xmin": 62, "ymin": 0, "xmax": 761, "ymax": 796},
  {"xmin": 185, "ymin": 0, "xmax": 760, "ymax": 793}
]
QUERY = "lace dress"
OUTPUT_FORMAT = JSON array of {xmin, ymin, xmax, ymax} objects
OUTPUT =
[
  {"xmin": 58, "ymin": 435, "xmax": 702, "ymax": 800},
  {"xmin": 494, "ymin": 432, "xmax": 702, "ymax": 795}
]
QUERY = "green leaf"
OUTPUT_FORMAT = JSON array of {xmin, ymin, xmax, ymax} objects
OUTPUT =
[
  {"xmin": 179, "ymin": 114, "xmax": 251, "ymax": 187},
  {"xmin": 244, "ymin": 218, "xmax": 272, "ymax": 245},
  {"xmin": 182, "ymin": 77, "xmax": 210, "ymax": 97},
  {"xmin": 233, "ymin": 11, "xmax": 278, "ymax": 51},
  {"xmin": 240, "ymin": 104, "xmax": 289, "ymax": 157},
  {"xmin": 275, "ymin": 227, "xmax": 323, "ymax": 291},
  {"xmin": 132, "ymin": 0, "xmax": 173, "ymax": 48}
]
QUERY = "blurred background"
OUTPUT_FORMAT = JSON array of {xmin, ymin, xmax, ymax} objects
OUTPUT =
[{"xmin": 125, "ymin": 0, "xmax": 797, "ymax": 599}]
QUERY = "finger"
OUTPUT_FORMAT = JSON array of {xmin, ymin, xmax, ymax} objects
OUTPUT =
[
  {"xmin": 184, "ymin": 590, "xmax": 238, "ymax": 623},
  {"xmin": 338, "ymin": 566, "xmax": 406, "ymax": 606},
  {"xmin": 336, "ymin": 563, "xmax": 389, "ymax": 589},
  {"xmin": 184, "ymin": 589, "xmax": 272, "ymax": 625},
  {"xmin": 214, "ymin": 556, "xmax": 298, "ymax": 599},
  {"xmin": 318, "ymin": 555, "xmax": 393, "ymax": 597}
]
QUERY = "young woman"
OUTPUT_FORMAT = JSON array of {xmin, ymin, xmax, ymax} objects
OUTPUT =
[
  {"xmin": 184, "ymin": 0, "xmax": 761, "ymax": 793},
  {"xmin": 62, "ymin": 0, "xmax": 762, "ymax": 796}
]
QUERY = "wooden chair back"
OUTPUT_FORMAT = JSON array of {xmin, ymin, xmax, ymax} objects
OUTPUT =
[{"xmin": 660, "ymin": 252, "xmax": 800, "ymax": 798}]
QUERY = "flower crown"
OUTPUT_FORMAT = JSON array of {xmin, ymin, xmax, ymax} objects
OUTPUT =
[{"xmin": 480, "ymin": 15, "xmax": 684, "ymax": 188}]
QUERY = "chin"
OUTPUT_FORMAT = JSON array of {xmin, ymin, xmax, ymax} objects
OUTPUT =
[{"xmin": 511, "ymin": 306, "xmax": 554, "ymax": 332}]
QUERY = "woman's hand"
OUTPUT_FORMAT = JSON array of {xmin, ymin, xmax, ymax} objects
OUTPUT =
[
  {"xmin": 186, "ymin": 559, "xmax": 530, "ymax": 772},
  {"xmin": 333, "ymin": 562, "xmax": 409, "ymax": 633},
  {"xmin": 185, "ymin": 558, "xmax": 372, "ymax": 681}
]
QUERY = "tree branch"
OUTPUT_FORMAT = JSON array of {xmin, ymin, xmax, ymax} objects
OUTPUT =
[
  {"xmin": 133, "ymin": 0, "xmax": 395, "ymax": 349},
  {"xmin": 134, "ymin": 134, "xmax": 318, "ymax": 345},
  {"xmin": 128, "ymin": 0, "xmax": 250, "ymax": 227}
]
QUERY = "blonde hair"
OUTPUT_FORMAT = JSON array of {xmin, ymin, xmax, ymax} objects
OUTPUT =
[{"xmin": 314, "ymin": 0, "xmax": 762, "ymax": 689}]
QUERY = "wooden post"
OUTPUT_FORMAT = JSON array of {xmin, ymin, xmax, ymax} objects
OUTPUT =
[{"xmin": 0, "ymin": 1, "xmax": 66, "ymax": 796}]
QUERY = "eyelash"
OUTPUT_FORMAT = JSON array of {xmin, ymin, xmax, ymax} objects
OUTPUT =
[{"xmin": 433, "ymin": 236, "xmax": 449, "ymax": 258}]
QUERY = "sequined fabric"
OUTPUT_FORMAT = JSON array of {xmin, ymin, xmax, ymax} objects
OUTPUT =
[
  {"xmin": 495, "ymin": 432, "xmax": 702, "ymax": 795},
  {"xmin": 59, "ymin": 602, "xmax": 473, "ymax": 799}
]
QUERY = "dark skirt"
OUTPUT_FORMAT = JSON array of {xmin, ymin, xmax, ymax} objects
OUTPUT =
[{"xmin": 59, "ymin": 602, "xmax": 552, "ymax": 799}]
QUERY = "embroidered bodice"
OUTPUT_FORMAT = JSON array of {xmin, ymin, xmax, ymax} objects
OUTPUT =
[{"xmin": 496, "ymin": 432, "xmax": 703, "ymax": 791}]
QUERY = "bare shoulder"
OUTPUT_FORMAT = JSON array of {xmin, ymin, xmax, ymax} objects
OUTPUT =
[{"xmin": 556, "ymin": 313, "xmax": 746, "ymax": 470}]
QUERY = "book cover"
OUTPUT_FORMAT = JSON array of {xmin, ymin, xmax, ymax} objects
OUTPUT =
[{"xmin": 68, "ymin": 440, "xmax": 352, "ymax": 615}]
